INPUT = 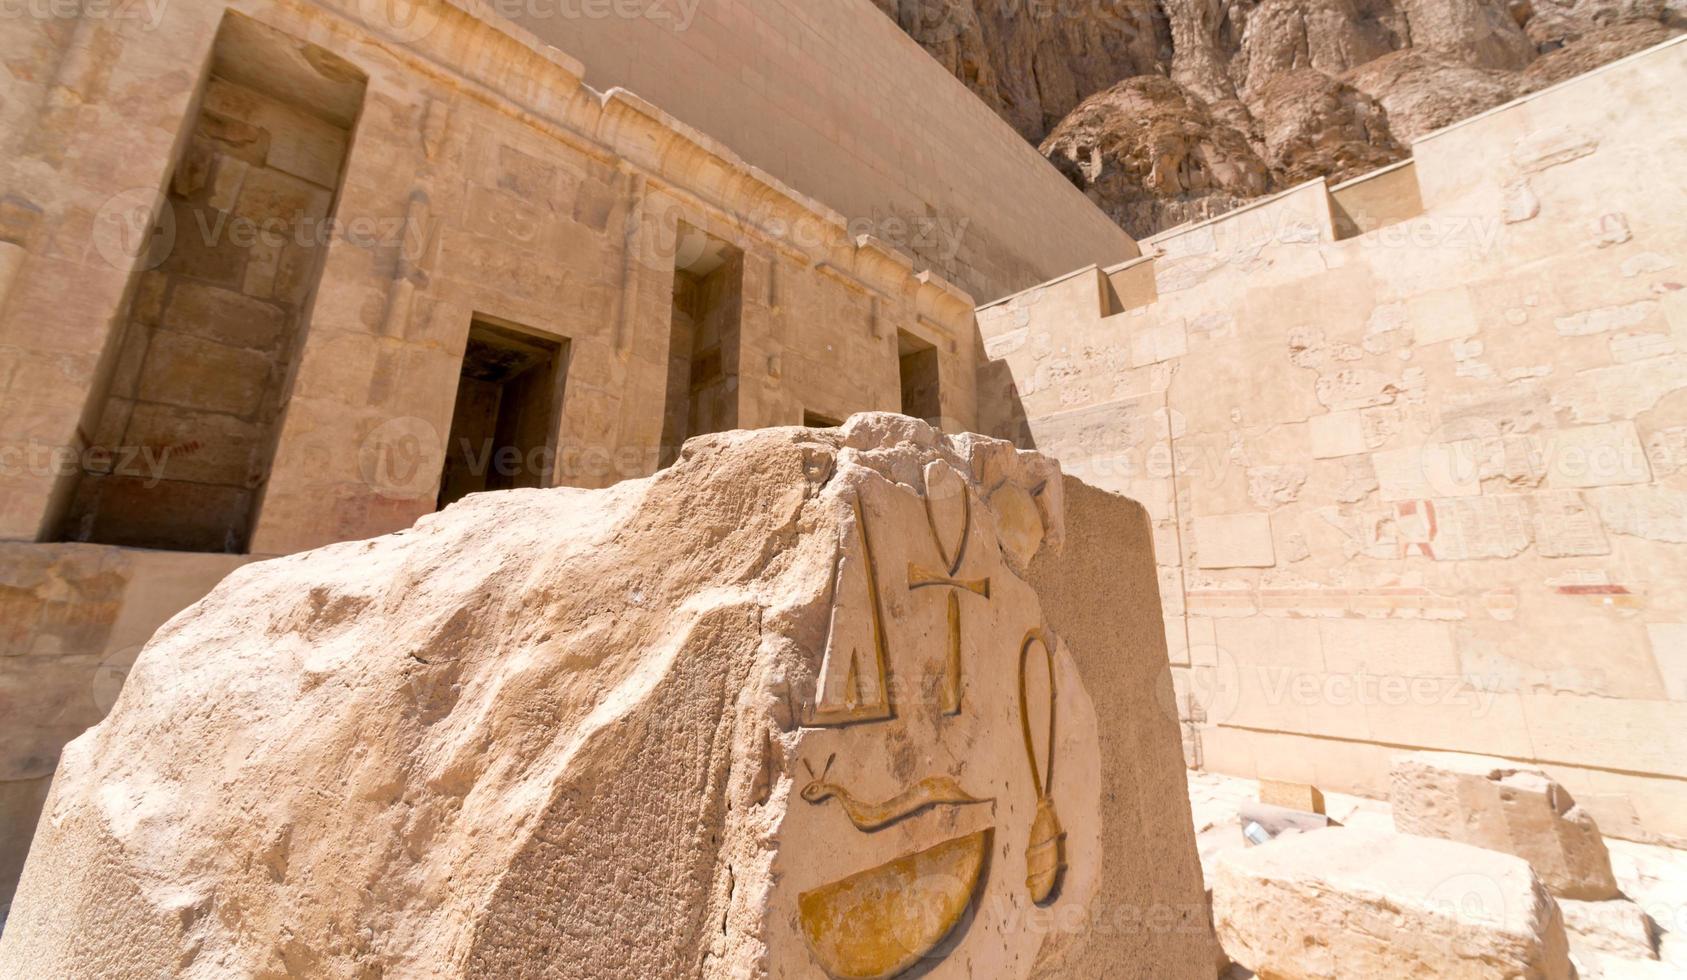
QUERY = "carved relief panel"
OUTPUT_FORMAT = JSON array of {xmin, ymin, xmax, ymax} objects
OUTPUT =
[{"xmin": 770, "ymin": 441, "xmax": 1100, "ymax": 980}]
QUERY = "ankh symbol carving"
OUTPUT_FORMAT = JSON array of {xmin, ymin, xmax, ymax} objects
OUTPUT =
[{"xmin": 1018, "ymin": 627, "xmax": 1065, "ymax": 905}]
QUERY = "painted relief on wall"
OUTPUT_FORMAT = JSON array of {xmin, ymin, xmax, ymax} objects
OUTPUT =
[{"xmin": 775, "ymin": 453, "xmax": 1100, "ymax": 979}]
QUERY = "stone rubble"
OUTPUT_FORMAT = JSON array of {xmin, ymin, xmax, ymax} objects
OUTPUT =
[
  {"xmin": 1392, "ymin": 751, "xmax": 1623, "ymax": 900},
  {"xmin": 1213, "ymin": 827, "xmax": 1575, "ymax": 979},
  {"xmin": 1193, "ymin": 768, "xmax": 1687, "ymax": 978}
]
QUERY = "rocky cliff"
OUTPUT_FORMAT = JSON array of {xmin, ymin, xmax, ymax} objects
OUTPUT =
[{"xmin": 875, "ymin": 0, "xmax": 1682, "ymax": 237}]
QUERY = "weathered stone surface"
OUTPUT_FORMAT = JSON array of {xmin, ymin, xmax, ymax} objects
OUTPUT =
[
  {"xmin": 0, "ymin": 417, "xmax": 1217, "ymax": 978},
  {"xmin": 1589, "ymin": 958, "xmax": 1687, "ymax": 978},
  {"xmin": 1392, "ymin": 752, "xmax": 1622, "ymax": 899},
  {"xmin": 1040, "ymin": 76, "xmax": 1271, "ymax": 240},
  {"xmin": 0, "ymin": 544, "xmax": 251, "ymax": 915},
  {"xmin": 1344, "ymin": 47, "xmax": 1531, "ymax": 139},
  {"xmin": 1231, "ymin": 0, "xmax": 1402, "ymax": 100},
  {"xmin": 1400, "ymin": 0, "xmax": 1538, "ymax": 69},
  {"xmin": 1193, "ymin": 513, "xmax": 1277, "ymax": 569},
  {"xmin": 1213, "ymin": 827, "xmax": 1574, "ymax": 979},
  {"xmin": 1249, "ymin": 69, "xmax": 1405, "ymax": 186},
  {"xmin": 870, "ymin": 0, "xmax": 1167, "ymax": 143},
  {"xmin": 1526, "ymin": 19, "xmax": 1682, "ymax": 84},
  {"xmin": 1559, "ymin": 897, "xmax": 1660, "ymax": 961}
]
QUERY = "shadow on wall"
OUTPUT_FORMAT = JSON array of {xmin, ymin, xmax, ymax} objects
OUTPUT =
[{"xmin": 977, "ymin": 358, "xmax": 1038, "ymax": 450}]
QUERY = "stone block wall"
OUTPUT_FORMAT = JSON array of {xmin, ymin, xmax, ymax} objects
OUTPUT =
[
  {"xmin": 59, "ymin": 59, "xmax": 358, "ymax": 553},
  {"xmin": 979, "ymin": 37, "xmax": 1687, "ymax": 846}
]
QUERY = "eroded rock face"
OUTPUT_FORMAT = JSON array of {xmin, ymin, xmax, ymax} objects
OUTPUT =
[
  {"xmin": 1524, "ymin": 18, "xmax": 1682, "ymax": 82},
  {"xmin": 880, "ymin": 0, "xmax": 1683, "ymax": 235},
  {"xmin": 1341, "ymin": 47, "xmax": 1530, "ymax": 140},
  {"xmin": 1231, "ymin": 0, "xmax": 1404, "ymax": 101},
  {"xmin": 869, "ymin": 0, "xmax": 1170, "ymax": 141},
  {"xmin": 1250, "ymin": 68, "xmax": 1405, "ymax": 185},
  {"xmin": 1213, "ymin": 827, "xmax": 1574, "ymax": 979},
  {"xmin": 1041, "ymin": 76, "xmax": 1271, "ymax": 240},
  {"xmin": 1392, "ymin": 751, "xmax": 1623, "ymax": 900},
  {"xmin": 0, "ymin": 416, "xmax": 1215, "ymax": 979}
]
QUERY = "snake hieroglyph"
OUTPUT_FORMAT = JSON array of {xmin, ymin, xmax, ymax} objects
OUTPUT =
[{"xmin": 800, "ymin": 754, "xmax": 992, "ymax": 832}]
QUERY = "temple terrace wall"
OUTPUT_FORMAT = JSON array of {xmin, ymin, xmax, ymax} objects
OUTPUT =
[
  {"xmin": 0, "ymin": 0, "xmax": 982, "ymax": 907},
  {"xmin": 978, "ymin": 36, "xmax": 1687, "ymax": 847},
  {"xmin": 510, "ymin": 0, "xmax": 1140, "ymax": 303}
]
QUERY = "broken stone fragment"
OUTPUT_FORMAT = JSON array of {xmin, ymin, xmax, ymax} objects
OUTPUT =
[
  {"xmin": 1391, "ymin": 751, "xmax": 1622, "ymax": 900},
  {"xmin": 1259, "ymin": 778, "xmax": 1326, "ymax": 815},
  {"xmin": 1213, "ymin": 827, "xmax": 1574, "ymax": 980}
]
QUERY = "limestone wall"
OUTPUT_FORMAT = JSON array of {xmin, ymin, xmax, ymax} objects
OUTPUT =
[
  {"xmin": 979, "ymin": 37, "xmax": 1687, "ymax": 846},
  {"xmin": 510, "ymin": 0, "xmax": 1139, "ymax": 303}
]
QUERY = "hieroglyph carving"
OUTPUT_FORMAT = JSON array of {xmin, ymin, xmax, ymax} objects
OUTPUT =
[
  {"xmin": 811, "ymin": 496, "xmax": 895, "ymax": 724},
  {"xmin": 801, "ymin": 754, "xmax": 992, "ymax": 832},
  {"xmin": 797, "ymin": 830, "xmax": 993, "ymax": 980},
  {"xmin": 798, "ymin": 478, "xmax": 1070, "ymax": 978},
  {"xmin": 907, "ymin": 462, "xmax": 991, "ymax": 715},
  {"xmin": 1019, "ymin": 628, "xmax": 1066, "ymax": 905}
]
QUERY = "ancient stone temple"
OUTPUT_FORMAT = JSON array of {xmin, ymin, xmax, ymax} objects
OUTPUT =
[
  {"xmin": 0, "ymin": 0, "xmax": 1134, "ymax": 908},
  {"xmin": 0, "ymin": 418, "xmax": 1217, "ymax": 977}
]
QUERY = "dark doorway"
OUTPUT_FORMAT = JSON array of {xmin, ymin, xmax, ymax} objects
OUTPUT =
[
  {"xmin": 58, "ymin": 12, "xmax": 366, "ymax": 552},
  {"xmin": 660, "ymin": 226, "xmax": 745, "ymax": 467},
  {"xmin": 898, "ymin": 329, "xmax": 942, "ymax": 425},
  {"xmin": 437, "ymin": 321, "xmax": 566, "ymax": 509}
]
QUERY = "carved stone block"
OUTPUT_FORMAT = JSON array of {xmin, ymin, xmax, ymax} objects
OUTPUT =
[{"xmin": 0, "ymin": 415, "xmax": 1217, "ymax": 978}]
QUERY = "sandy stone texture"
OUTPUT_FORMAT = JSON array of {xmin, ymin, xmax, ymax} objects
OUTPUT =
[
  {"xmin": 1213, "ymin": 827, "xmax": 1574, "ymax": 979},
  {"xmin": 1559, "ymin": 897, "xmax": 1662, "ymax": 961},
  {"xmin": 0, "ymin": 415, "xmax": 1213, "ymax": 979},
  {"xmin": 1393, "ymin": 751, "xmax": 1622, "ymax": 899}
]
